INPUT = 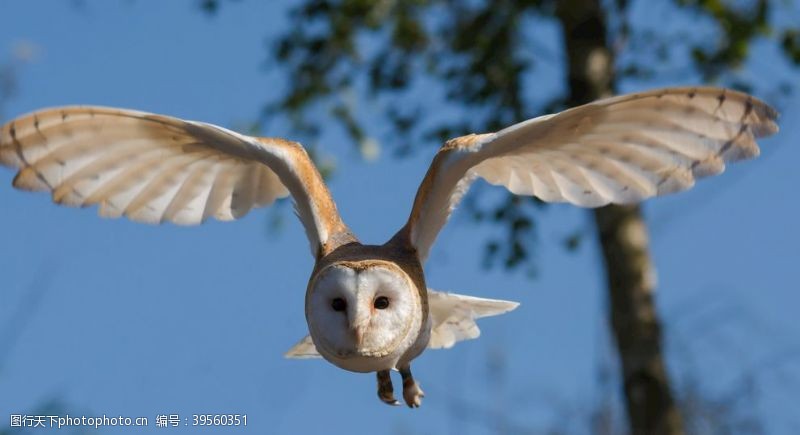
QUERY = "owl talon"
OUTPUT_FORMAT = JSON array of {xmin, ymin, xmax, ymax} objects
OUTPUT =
[
  {"xmin": 403, "ymin": 382, "xmax": 424, "ymax": 408},
  {"xmin": 399, "ymin": 365, "xmax": 424, "ymax": 408},
  {"xmin": 376, "ymin": 370, "xmax": 400, "ymax": 406}
]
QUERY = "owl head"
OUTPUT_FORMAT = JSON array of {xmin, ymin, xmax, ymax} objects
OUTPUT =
[{"xmin": 305, "ymin": 260, "xmax": 424, "ymax": 372}]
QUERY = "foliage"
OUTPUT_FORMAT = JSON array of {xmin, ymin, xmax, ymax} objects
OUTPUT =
[
  {"xmin": 0, "ymin": 40, "xmax": 39, "ymax": 121},
  {"xmin": 201, "ymin": 0, "xmax": 799, "ymax": 269}
]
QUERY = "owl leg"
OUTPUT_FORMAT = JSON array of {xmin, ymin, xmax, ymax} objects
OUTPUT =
[
  {"xmin": 399, "ymin": 365, "xmax": 425, "ymax": 408},
  {"xmin": 376, "ymin": 370, "xmax": 400, "ymax": 406}
]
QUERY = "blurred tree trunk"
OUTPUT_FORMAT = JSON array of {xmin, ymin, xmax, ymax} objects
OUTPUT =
[{"xmin": 556, "ymin": 1, "xmax": 684, "ymax": 434}]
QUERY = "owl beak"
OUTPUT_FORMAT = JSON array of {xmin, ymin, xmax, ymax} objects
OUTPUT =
[
  {"xmin": 349, "ymin": 313, "xmax": 369, "ymax": 348},
  {"xmin": 351, "ymin": 324, "xmax": 367, "ymax": 348}
]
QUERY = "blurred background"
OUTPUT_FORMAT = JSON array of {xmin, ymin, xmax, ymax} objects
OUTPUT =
[{"xmin": 1, "ymin": 1, "xmax": 799, "ymax": 434}]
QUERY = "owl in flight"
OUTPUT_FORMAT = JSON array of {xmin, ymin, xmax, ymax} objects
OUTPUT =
[{"xmin": 0, "ymin": 87, "xmax": 778, "ymax": 407}]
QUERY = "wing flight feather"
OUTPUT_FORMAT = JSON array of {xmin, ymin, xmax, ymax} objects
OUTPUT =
[
  {"xmin": 0, "ymin": 106, "xmax": 353, "ymax": 257},
  {"xmin": 397, "ymin": 87, "xmax": 779, "ymax": 262}
]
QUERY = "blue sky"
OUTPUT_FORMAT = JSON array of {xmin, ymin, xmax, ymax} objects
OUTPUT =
[{"xmin": 1, "ymin": 1, "xmax": 798, "ymax": 434}]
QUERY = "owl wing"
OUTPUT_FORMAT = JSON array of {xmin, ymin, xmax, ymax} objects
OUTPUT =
[
  {"xmin": 426, "ymin": 289, "xmax": 519, "ymax": 349},
  {"xmin": 284, "ymin": 289, "xmax": 519, "ymax": 358},
  {"xmin": 397, "ymin": 87, "xmax": 779, "ymax": 262},
  {"xmin": 284, "ymin": 335, "xmax": 321, "ymax": 359},
  {"xmin": 0, "ymin": 106, "xmax": 351, "ymax": 256}
]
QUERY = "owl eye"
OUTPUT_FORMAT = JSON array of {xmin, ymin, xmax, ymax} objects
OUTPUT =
[
  {"xmin": 331, "ymin": 298, "xmax": 347, "ymax": 312},
  {"xmin": 373, "ymin": 296, "xmax": 390, "ymax": 310}
]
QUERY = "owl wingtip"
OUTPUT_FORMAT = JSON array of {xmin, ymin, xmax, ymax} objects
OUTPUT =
[{"xmin": 763, "ymin": 103, "xmax": 780, "ymax": 121}]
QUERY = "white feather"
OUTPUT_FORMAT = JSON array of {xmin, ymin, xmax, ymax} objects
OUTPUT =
[
  {"xmin": 0, "ymin": 106, "xmax": 338, "ymax": 255},
  {"xmin": 284, "ymin": 335, "xmax": 321, "ymax": 359},
  {"xmin": 426, "ymin": 289, "xmax": 519, "ymax": 349},
  {"xmin": 284, "ymin": 288, "xmax": 520, "ymax": 358},
  {"xmin": 403, "ymin": 87, "xmax": 779, "ymax": 263}
]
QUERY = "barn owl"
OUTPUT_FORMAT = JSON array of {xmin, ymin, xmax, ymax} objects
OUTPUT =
[{"xmin": 0, "ymin": 87, "xmax": 778, "ymax": 407}]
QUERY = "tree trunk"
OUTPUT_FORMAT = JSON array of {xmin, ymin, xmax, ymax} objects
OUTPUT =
[{"xmin": 555, "ymin": 1, "xmax": 685, "ymax": 434}]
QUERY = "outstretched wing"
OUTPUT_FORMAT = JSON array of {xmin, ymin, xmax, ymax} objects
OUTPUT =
[
  {"xmin": 426, "ymin": 290, "xmax": 519, "ymax": 349},
  {"xmin": 284, "ymin": 335, "xmax": 321, "ymax": 359},
  {"xmin": 284, "ymin": 289, "xmax": 519, "ymax": 358},
  {"xmin": 398, "ymin": 87, "xmax": 779, "ymax": 262},
  {"xmin": 0, "ymin": 106, "xmax": 352, "ymax": 257}
]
